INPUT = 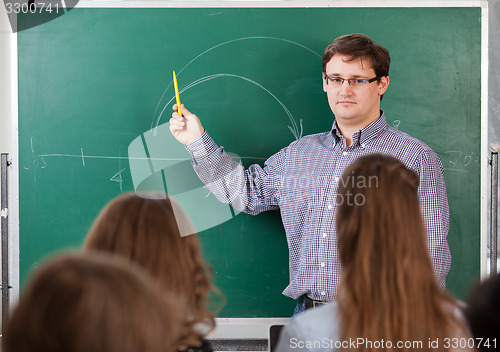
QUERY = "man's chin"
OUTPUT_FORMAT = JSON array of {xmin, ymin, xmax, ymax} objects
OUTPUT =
[{"xmin": 333, "ymin": 112, "xmax": 358, "ymax": 122}]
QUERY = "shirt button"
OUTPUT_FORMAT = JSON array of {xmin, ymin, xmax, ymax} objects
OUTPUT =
[
  {"xmin": 361, "ymin": 143, "xmax": 366, "ymax": 149},
  {"xmin": 321, "ymin": 291, "xmax": 326, "ymax": 296},
  {"xmin": 321, "ymin": 262, "xmax": 325, "ymax": 267},
  {"xmin": 328, "ymin": 204, "xmax": 333, "ymax": 210},
  {"xmin": 334, "ymin": 177, "xmax": 339, "ymax": 182},
  {"xmin": 342, "ymin": 151, "xmax": 348, "ymax": 156},
  {"xmin": 322, "ymin": 233, "xmax": 327, "ymax": 238}
]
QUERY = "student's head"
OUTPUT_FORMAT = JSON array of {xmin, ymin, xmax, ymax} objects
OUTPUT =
[
  {"xmin": 335, "ymin": 153, "xmax": 466, "ymax": 352},
  {"xmin": 336, "ymin": 153, "xmax": 430, "ymax": 287},
  {"xmin": 2, "ymin": 252, "xmax": 184, "ymax": 352},
  {"xmin": 83, "ymin": 192, "xmax": 219, "ymax": 346},
  {"xmin": 465, "ymin": 274, "xmax": 500, "ymax": 351},
  {"xmin": 322, "ymin": 34, "xmax": 390, "ymax": 127}
]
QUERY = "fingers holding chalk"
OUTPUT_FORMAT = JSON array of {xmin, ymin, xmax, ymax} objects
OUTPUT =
[
  {"xmin": 169, "ymin": 72, "xmax": 205, "ymax": 144},
  {"xmin": 172, "ymin": 104, "xmax": 192, "ymax": 118},
  {"xmin": 169, "ymin": 104, "xmax": 205, "ymax": 145}
]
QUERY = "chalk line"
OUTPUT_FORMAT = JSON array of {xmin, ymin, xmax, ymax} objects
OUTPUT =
[
  {"xmin": 152, "ymin": 36, "xmax": 319, "ymax": 131},
  {"xmin": 154, "ymin": 73, "xmax": 303, "ymax": 140}
]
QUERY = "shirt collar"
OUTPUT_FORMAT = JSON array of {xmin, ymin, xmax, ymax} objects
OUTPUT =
[{"xmin": 331, "ymin": 110, "xmax": 388, "ymax": 147}]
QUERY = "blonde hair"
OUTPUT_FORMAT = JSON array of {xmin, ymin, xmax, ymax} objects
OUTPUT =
[
  {"xmin": 83, "ymin": 192, "xmax": 223, "ymax": 349},
  {"xmin": 336, "ymin": 154, "xmax": 467, "ymax": 352}
]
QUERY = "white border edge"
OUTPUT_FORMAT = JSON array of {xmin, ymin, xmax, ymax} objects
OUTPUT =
[
  {"xmin": 208, "ymin": 317, "xmax": 289, "ymax": 339},
  {"xmin": 480, "ymin": 0, "xmax": 489, "ymax": 279},
  {"xmin": 75, "ymin": 0, "xmax": 486, "ymax": 8},
  {"xmin": 10, "ymin": 31, "xmax": 19, "ymax": 307}
]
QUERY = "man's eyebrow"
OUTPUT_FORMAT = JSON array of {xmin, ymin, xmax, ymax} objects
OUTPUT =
[{"xmin": 326, "ymin": 73, "xmax": 370, "ymax": 78}]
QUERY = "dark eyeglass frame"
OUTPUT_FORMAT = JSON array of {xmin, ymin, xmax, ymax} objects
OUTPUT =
[{"xmin": 324, "ymin": 75, "xmax": 381, "ymax": 86}]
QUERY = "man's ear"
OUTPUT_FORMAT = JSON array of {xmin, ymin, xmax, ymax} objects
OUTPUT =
[
  {"xmin": 322, "ymin": 73, "xmax": 328, "ymax": 93},
  {"xmin": 378, "ymin": 76, "xmax": 389, "ymax": 96}
]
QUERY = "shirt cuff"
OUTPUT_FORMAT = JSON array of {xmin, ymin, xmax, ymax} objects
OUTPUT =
[{"xmin": 185, "ymin": 131, "xmax": 219, "ymax": 160}]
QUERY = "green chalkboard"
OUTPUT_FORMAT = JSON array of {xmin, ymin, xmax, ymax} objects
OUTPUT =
[{"xmin": 18, "ymin": 6, "xmax": 482, "ymax": 317}]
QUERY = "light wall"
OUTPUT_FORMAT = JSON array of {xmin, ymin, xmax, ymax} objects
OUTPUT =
[
  {"xmin": 489, "ymin": 0, "xmax": 500, "ymax": 146},
  {"xmin": 0, "ymin": 2, "xmax": 19, "ymax": 324},
  {"xmin": 0, "ymin": 3, "xmax": 13, "ymax": 155}
]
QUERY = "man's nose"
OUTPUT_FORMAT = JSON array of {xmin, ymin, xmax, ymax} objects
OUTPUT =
[{"xmin": 339, "ymin": 80, "xmax": 353, "ymax": 93}]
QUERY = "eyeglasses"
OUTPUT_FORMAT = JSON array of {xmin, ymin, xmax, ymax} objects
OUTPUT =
[{"xmin": 324, "ymin": 75, "xmax": 380, "ymax": 88}]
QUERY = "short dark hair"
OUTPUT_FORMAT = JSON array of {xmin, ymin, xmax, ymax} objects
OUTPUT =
[{"xmin": 322, "ymin": 33, "xmax": 390, "ymax": 78}]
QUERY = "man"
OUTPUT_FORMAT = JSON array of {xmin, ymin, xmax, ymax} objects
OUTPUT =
[{"xmin": 169, "ymin": 33, "xmax": 451, "ymax": 314}]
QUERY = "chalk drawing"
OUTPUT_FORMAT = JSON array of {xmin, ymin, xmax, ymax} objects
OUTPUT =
[
  {"xmin": 443, "ymin": 150, "xmax": 480, "ymax": 173},
  {"xmin": 110, "ymin": 168, "xmax": 126, "ymax": 192},
  {"xmin": 80, "ymin": 148, "xmax": 85, "ymax": 167},
  {"xmin": 24, "ymin": 137, "xmax": 47, "ymax": 182},
  {"xmin": 152, "ymin": 36, "xmax": 321, "ymax": 139},
  {"xmin": 38, "ymin": 153, "xmax": 265, "ymax": 161},
  {"xmin": 155, "ymin": 73, "xmax": 303, "ymax": 140}
]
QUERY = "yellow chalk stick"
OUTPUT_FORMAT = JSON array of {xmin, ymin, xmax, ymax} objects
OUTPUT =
[{"xmin": 173, "ymin": 71, "xmax": 182, "ymax": 116}]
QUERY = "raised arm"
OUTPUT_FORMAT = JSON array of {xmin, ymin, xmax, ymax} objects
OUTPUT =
[{"xmin": 169, "ymin": 104, "xmax": 283, "ymax": 215}]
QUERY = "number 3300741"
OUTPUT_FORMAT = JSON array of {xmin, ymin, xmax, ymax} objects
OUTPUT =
[
  {"xmin": 5, "ymin": 2, "xmax": 61, "ymax": 14},
  {"xmin": 443, "ymin": 338, "xmax": 497, "ymax": 349}
]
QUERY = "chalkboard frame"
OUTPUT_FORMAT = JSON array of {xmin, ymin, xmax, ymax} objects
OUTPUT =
[{"xmin": 9, "ymin": 0, "xmax": 489, "ymax": 334}]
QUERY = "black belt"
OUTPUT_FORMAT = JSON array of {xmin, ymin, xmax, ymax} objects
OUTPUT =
[{"xmin": 303, "ymin": 295, "xmax": 328, "ymax": 309}]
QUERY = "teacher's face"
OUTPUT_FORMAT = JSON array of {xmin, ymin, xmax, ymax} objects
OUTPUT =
[{"xmin": 323, "ymin": 54, "xmax": 389, "ymax": 129}]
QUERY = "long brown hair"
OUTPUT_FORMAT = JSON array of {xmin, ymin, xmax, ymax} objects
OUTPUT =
[
  {"xmin": 336, "ymin": 154, "xmax": 467, "ymax": 352},
  {"xmin": 3, "ymin": 252, "xmax": 184, "ymax": 352},
  {"xmin": 83, "ymin": 192, "xmax": 222, "ymax": 349}
]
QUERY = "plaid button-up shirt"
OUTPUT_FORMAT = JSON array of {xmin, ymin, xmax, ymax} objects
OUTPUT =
[{"xmin": 186, "ymin": 112, "xmax": 451, "ymax": 301}]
